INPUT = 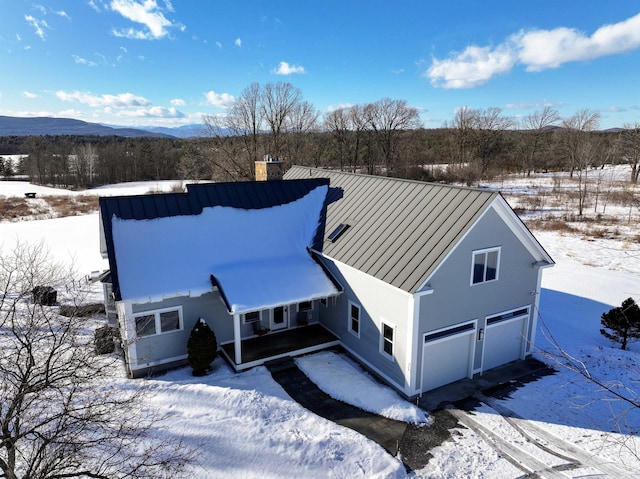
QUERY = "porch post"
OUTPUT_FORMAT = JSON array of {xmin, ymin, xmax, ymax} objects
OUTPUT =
[{"xmin": 233, "ymin": 313, "xmax": 242, "ymax": 365}]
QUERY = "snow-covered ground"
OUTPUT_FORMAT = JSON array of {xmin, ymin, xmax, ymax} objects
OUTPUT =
[{"xmin": 1, "ymin": 179, "xmax": 639, "ymax": 478}]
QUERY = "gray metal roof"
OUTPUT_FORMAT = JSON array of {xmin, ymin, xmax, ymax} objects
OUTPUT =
[{"xmin": 284, "ymin": 166, "xmax": 499, "ymax": 293}]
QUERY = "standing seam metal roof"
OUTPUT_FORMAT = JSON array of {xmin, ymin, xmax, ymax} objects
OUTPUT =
[{"xmin": 283, "ymin": 166, "xmax": 499, "ymax": 293}]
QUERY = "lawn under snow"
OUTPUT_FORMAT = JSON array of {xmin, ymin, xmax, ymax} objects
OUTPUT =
[{"xmin": 1, "ymin": 179, "xmax": 639, "ymax": 478}]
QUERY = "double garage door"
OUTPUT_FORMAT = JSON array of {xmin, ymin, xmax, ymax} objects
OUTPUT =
[{"xmin": 421, "ymin": 308, "xmax": 529, "ymax": 392}]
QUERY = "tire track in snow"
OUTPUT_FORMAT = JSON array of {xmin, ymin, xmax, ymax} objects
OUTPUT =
[
  {"xmin": 447, "ymin": 406, "xmax": 573, "ymax": 479},
  {"xmin": 475, "ymin": 393, "xmax": 637, "ymax": 479}
]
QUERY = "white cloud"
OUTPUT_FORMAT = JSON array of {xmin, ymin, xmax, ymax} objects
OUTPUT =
[
  {"xmin": 25, "ymin": 15, "xmax": 49, "ymax": 40},
  {"xmin": 326, "ymin": 103, "xmax": 354, "ymax": 112},
  {"xmin": 23, "ymin": 91, "xmax": 38, "ymax": 99},
  {"xmin": 273, "ymin": 61, "xmax": 306, "ymax": 75},
  {"xmin": 516, "ymin": 13, "xmax": 640, "ymax": 71},
  {"xmin": 204, "ymin": 91, "xmax": 235, "ymax": 108},
  {"xmin": 110, "ymin": 0, "xmax": 182, "ymax": 40},
  {"xmin": 55, "ymin": 10, "xmax": 71, "ymax": 20},
  {"xmin": 56, "ymin": 90, "xmax": 152, "ymax": 108},
  {"xmin": 117, "ymin": 106, "xmax": 184, "ymax": 118},
  {"xmin": 427, "ymin": 12, "xmax": 640, "ymax": 88},
  {"xmin": 58, "ymin": 109, "xmax": 85, "ymax": 118},
  {"xmin": 235, "ymin": 37, "xmax": 242, "ymax": 47},
  {"xmin": 216, "ymin": 41, "xmax": 222, "ymax": 49},
  {"xmin": 427, "ymin": 45, "xmax": 515, "ymax": 88},
  {"xmin": 88, "ymin": 1, "xmax": 102, "ymax": 12},
  {"xmin": 72, "ymin": 55, "xmax": 98, "ymax": 67},
  {"xmin": 171, "ymin": 98, "xmax": 186, "ymax": 106}
]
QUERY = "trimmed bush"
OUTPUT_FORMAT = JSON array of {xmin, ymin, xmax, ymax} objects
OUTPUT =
[{"xmin": 187, "ymin": 318, "xmax": 218, "ymax": 376}]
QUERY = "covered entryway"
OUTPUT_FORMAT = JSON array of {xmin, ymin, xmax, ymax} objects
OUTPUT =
[
  {"xmin": 270, "ymin": 305, "xmax": 289, "ymax": 331},
  {"xmin": 421, "ymin": 322, "xmax": 476, "ymax": 392},
  {"xmin": 483, "ymin": 307, "xmax": 529, "ymax": 371}
]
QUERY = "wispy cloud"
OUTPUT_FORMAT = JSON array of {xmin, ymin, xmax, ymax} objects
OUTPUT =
[
  {"xmin": 25, "ymin": 15, "xmax": 49, "ymax": 40},
  {"xmin": 88, "ymin": 0, "xmax": 102, "ymax": 13},
  {"xmin": 117, "ymin": 106, "xmax": 185, "ymax": 118},
  {"xmin": 203, "ymin": 91, "xmax": 235, "ymax": 108},
  {"xmin": 273, "ymin": 61, "xmax": 305, "ymax": 75},
  {"xmin": 55, "ymin": 10, "xmax": 71, "ymax": 20},
  {"xmin": 23, "ymin": 91, "xmax": 39, "ymax": 99},
  {"xmin": 110, "ymin": 0, "xmax": 183, "ymax": 40},
  {"xmin": 171, "ymin": 98, "xmax": 186, "ymax": 106},
  {"xmin": 427, "ymin": 12, "xmax": 640, "ymax": 88},
  {"xmin": 234, "ymin": 38, "xmax": 242, "ymax": 47},
  {"xmin": 505, "ymin": 100, "xmax": 562, "ymax": 110},
  {"xmin": 56, "ymin": 90, "xmax": 152, "ymax": 108},
  {"xmin": 72, "ymin": 55, "xmax": 98, "ymax": 67}
]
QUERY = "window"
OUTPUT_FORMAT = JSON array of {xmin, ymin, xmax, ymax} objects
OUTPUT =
[
  {"xmin": 320, "ymin": 297, "xmax": 328, "ymax": 307},
  {"xmin": 472, "ymin": 248, "xmax": 500, "ymax": 285},
  {"xmin": 134, "ymin": 307, "xmax": 182, "ymax": 338},
  {"xmin": 243, "ymin": 311, "xmax": 261, "ymax": 324},
  {"xmin": 348, "ymin": 301, "xmax": 360, "ymax": 337},
  {"xmin": 298, "ymin": 301, "xmax": 312, "ymax": 312},
  {"xmin": 380, "ymin": 321, "xmax": 395, "ymax": 358}
]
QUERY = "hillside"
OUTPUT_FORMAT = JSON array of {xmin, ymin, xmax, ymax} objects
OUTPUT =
[{"xmin": 0, "ymin": 116, "xmax": 174, "ymax": 138}]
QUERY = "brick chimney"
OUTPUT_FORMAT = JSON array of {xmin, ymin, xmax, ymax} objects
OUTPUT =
[{"xmin": 255, "ymin": 155, "xmax": 283, "ymax": 181}]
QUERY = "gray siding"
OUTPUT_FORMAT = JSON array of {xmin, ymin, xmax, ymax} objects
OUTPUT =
[
  {"xmin": 415, "ymin": 206, "xmax": 539, "ymax": 379},
  {"xmin": 130, "ymin": 291, "xmax": 231, "ymax": 365},
  {"xmin": 318, "ymin": 257, "xmax": 411, "ymax": 392}
]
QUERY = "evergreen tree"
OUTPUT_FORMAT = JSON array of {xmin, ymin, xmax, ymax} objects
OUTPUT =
[
  {"xmin": 600, "ymin": 297, "xmax": 640, "ymax": 350},
  {"xmin": 187, "ymin": 318, "xmax": 218, "ymax": 376}
]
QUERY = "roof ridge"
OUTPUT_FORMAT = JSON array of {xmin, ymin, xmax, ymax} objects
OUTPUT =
[{"xmin": 287, "ymin": 165, "xmax": 499, "ymax": 195}]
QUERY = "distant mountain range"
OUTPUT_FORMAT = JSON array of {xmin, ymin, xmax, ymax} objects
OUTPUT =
[{"xmin": 0, "ymin": 116, "xmax": 207, "ymax": 138}]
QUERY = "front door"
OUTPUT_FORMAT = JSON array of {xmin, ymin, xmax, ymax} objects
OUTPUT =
[{"xmin": 270, "ymin": 306, "xmax": 289, "ymax": 331}]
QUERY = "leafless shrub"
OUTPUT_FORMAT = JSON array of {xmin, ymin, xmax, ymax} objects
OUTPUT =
[
  {"xmin": 47, "ymin": 194, "xmax": 99, "ymax": 216},
  {"xmin": 0, "ymin": 242, "xmax": 192, "ymax": 479}
]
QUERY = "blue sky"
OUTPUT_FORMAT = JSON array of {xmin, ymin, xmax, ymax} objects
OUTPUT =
[{"xmin": 1, "ymin": 0, "xmax": 639, "ymax": 129}]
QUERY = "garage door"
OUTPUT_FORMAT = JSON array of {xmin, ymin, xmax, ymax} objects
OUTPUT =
[
  {"xmin": 421, "ymin": 322, "xmax": 475, "ymax": 392},
  {"xmin": 483, "ymin": 308, "xmax": 529, "ymax": 371}
]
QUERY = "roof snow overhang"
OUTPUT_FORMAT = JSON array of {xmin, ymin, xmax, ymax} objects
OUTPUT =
[{"xmin": 210, "ymin": 252, "xmax": 341, "ymax": 315}]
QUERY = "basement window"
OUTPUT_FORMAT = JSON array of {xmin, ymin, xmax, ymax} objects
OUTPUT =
[{"xmin": 328, "ymin": 223, "xmax": 350, "ymax": 242}]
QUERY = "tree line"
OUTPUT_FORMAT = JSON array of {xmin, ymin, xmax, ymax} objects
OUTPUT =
[{"xmin": 2, "ymin": 82, "xmax": 640, "ymax": 189}]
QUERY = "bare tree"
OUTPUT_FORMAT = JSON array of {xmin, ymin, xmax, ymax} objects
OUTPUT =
[
  {"xmin": 470, "ymin": 107, "xmax": 515, "ymax": 176},
  {"xmin": 620, "ymin": 122, "xmax": 640, "ymax": 184},
  {"xmin": 0, "ymin": 243, "xmax": 190, "ymax": 479},
  {"xmin": 364, "ymin": 98, "xmax": 421, "ymax": 175},
  {"xmin": 323, "ymin": 108, "xmax": 351, "ymax": 171},
  {"xmin": 520, "ymin": 106, "xmax": 560, "ymax": 176},
  {"xmin": 284, "ymin": 100, "xmax": 319, "ymax": 165},
  {"xmin": 560, "ymin": 109, "xmax": 601, "ymax": 215},
  {"xmin": 261, "ymin": 82, "xmax": 303, "ymax": 159}
]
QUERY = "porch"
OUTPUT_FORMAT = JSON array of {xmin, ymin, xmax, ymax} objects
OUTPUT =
[{"xmin": 220, "ymin": 323, "xmax": 340, "ymax": 371}]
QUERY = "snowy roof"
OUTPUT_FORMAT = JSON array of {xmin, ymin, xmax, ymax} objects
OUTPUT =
[{"xmin": 110, "ymin": 184, "xmax": 340, "ymax": 313}]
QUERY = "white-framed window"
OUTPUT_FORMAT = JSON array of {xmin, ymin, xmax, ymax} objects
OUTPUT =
[
  {"xmin": 471, "ymin": 247, "xmax": 500, "ymax": 285},
  {"xmin": 134, "ymin": 306, "xmax": 182, "ymax": 338},
  {"xmin": 243, "ymin": 310, "xmax": 261, "ymax": 324},
  {"xmin": 380, "ymin": 320, "xmax": 395, "ymax": 358},
  {"xmin": 320, "ymin": 297, "xmax": 328, "ymax": 307},
  {"xmin": 348, "ymin": 301, "xmax": 361, "ymax": 338}
]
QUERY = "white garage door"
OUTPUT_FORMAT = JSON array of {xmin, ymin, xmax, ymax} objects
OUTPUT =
[
  {"xmin": 421, "ymin": 322, "xmax": 475, "ymax": 392},
  {"xmin": 483, "ymin": 308, "xmax": 529, "ymax": 371}
]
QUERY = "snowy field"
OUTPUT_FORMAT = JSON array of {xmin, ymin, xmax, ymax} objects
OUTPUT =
[{"xmin": 1, "ymin": 178, "xmax": 639, "ymax": 478}]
